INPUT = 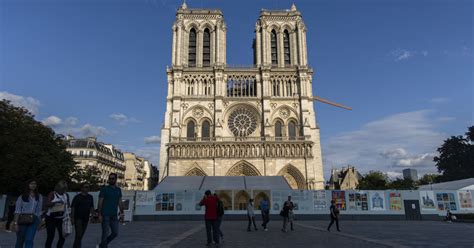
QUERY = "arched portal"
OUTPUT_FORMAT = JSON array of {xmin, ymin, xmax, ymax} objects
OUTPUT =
[
  {"xmin": 216, "ymin": 191, "xmax": 232, "ymax": 210},
  {"xmin": 226, "ymin": 161, "xmax": 261, "ymax": 176},
  {"xmin": 277, "ymin": 164, "xmax": 306, "ymax": 189},
  {"xmin": 234, "ymin": 190, "xmax": 250, "ymax": 210},
  {"xmin": 185, "ymin": 167, "xmax": 207, "ymax": 176},
  {"xmin": 253, "ymin": 191, "xmax": 270, "ymax": 210}
]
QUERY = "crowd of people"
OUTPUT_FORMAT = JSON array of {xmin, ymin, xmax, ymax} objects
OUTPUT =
[{"xmin": 5, "ymin": 173, "xmax": 124, "ymax": 248}]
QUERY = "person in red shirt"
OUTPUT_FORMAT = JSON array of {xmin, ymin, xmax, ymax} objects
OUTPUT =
[{"xmin": 199, "ymin": 190, "xmax": 219, "ymax": 246}]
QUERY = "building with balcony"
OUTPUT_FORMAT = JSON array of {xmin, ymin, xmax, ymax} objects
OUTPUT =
[
  {"xmin": 124, "ymin": 152, "xmax": 148, "ymax": 190},
  {"xmin": 65, "ymin": 136, "xmax": 126, "ymax": 186},
  {"xmin": 159, "ymin": 3, "xmax": 325, "ymax": 189}
]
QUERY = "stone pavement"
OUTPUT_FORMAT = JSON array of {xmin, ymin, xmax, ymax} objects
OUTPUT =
[{"xmin": 1, "ymin": 220, "xmax": 473, "ymax": 247}]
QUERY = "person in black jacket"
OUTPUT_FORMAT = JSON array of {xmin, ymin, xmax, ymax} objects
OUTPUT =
[
  {"xmin": 214, "ymin": 193, "xmax": 224, "ymax": 242},
  {"xmin": 327, "ymin": 200, "xmax": 340, "ymax": 232}
]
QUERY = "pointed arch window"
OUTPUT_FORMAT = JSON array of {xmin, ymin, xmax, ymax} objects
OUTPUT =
[
  {"xmin": 275, "ymin": 120, "xmax": 283, "ymax": 140},
  {"xmin": 283, "ymin": 30, "xmax": 291, "ymax": 65},
  {"xmin": 188, "ymin": 28, "xmax": 197, "ymax": 67},
  {"xmin": 271, "ymin": 30, "xmax": 278, "ymax": 65},
  {"xmin": 203, "ymin": 28, "xmax": 211, "ymax": 67},
  {"xmin": 202, "ymin": 120, "xmax": 210, "ymax": 140},
  {"xmin": 186, "ymin": 121, "xmax": 195, "ymax": 141},
  {"xmin": 288, "ymin": 120, "xmax": 296, "ymax": 140}
]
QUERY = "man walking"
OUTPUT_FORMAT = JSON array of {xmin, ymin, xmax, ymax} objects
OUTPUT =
[
  {"xmin": 260, "ymin": 197, "xmax": 270, "ymax": 231},
  {"xmin": 98, "ymin": 173, "xmax": 124, "ymax": 248},
  {"xmin": 282, "ymin": 195, "xmax": 294, "ymax": 232},
  {"xmin": 71, "ymin": 183, "xmax": 95, "ymax": 248},
  {"xmin": 247, "ymin": 199, "xmax": 258, "ymax": 232},
  {"xmin": 199, "ymin": 190, "xmax": 219, "ymax": 246},
  {"xmin": 327, "ymin": 200, "xmax": 340, "ymax": 232}
]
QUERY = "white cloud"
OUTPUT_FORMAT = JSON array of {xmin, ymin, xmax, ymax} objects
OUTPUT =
[
  {"xmin": 0, "ymin": 91, "xmax": 41, "ymax": 115},
  {"xmin": 64, "ymin": 117, "xmax": 78, "ymax": 126},
  {"xmin": 42, "ymin": 116, "xmax": 62, "ymax": 127},
  {"xmin": 144, "ymin": 135, "xmax": 161, "ymax": 144},
  {"xmin": 76, "ymin": 124, "xmax": 108, "ymax": 137},
  {"xmin": 429, "ymin": 97, "xmax": 449, "ymax": 104},
  {"xmin": 390, "ymin": 48, "xmax": 413, "ymax": 61},
  {"xmin": 109, "ymin": 113, "xmax": 140, "ymax": 125},
  {"xmin": 323, "ymin": 110, "xmax": 447, "ymax": 178}
]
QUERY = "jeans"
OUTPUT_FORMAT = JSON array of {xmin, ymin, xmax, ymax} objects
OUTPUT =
[
  {"xmin": 73, "ymin": 218, "xmax": 89, "ymax": 248},
  {"xmin": 261, "ymin": 210, "xmax": 270, "ymax": 229},
  {"xmin": 100, "ymin": 215, "xmax": 119, "ymax": 248},
  {"xmin": 216, "ymin": 217, "xmax": 223, "ymax": 238},
  {"xmin": 45, "ymin": 216, "xmax": 65, "ymax": 248},
  {"xmin": 327, "ymin": 216, "xmax": 340, "ymax": 231},
  {"xmin": 15, "ymin": 216, "xmax": 40, "ymax": 248},
  {"xmin": 247, "ymin": 215, "xmax": 257, "ymax": 230},
  {"xmin": 204, "ymin": 219, "xmax": 219, "ymax": 244}
]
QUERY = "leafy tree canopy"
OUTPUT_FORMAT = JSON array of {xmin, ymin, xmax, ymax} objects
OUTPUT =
[{"xmin": 434, "ymin": 126, "xmax": 474, "ymax": 182}]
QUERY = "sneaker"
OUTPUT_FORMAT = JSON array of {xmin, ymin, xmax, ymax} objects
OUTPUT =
[
  {"xmin": 264, "ymin": 228, "xmax": 268, "ymax": 231},
  {"xmin": 5, "ymin": 229, "xmax": 12, "ymax": 233},
  {"xmin": 281, "ymin": 228, "xmax": 287, "ymax": 232},
  {"xmin": 337, "ymin": 229, "xmax": 341, "ymax": 232}
]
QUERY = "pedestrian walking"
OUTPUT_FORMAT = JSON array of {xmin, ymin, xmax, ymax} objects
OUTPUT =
[
  {"xmin": 45, "ymin": 180, "xmax": 70, "ymax": 248},
  {"xmin": 71, "ymin": 183, "xmax": 95, "ymax": 248},
  {"xmin": 327, "ymin": 200, "xmax": 340, "ymax": 232},
  {"xmin": 215, "ymin": 193, "xmax": 224, "ymax": 242},
  {"xmin": 98, "ymin": 173, "xmax": 124, "ymax": 248},
  {"xmin": 247, "ymin": 199, "xmax": 258, "ymax": 232},
  {"xmin": 199, "ymin": 190, "xmax": 219, "ymax": 246},
  {"xmin": 260, "ymin": 197, "xmax": 270, "ymax": 231},
  {"xmin": 281, "ymin": 195, "xmax": 294, "ymax": 232},
  {"xmin": 5, "ymin": 200, "xmax": 16, "ymax": 232},
  {"xmin": 13, "ymin": 180, "xmax": 43, "ymax": 248}
]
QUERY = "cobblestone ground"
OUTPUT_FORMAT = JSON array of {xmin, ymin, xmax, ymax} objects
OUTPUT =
[{"xmin": 1, "ymin": 220, "xmax": 473, "ymax": 247}]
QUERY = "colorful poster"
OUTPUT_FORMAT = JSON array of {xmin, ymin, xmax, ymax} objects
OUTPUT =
[
  {"xmin": 458, "ymin": 190, "xmax": 474, "ymax": 210},
  {"xmin": 389, "ymin": 192, "xmax": 402, "ymax": 211},
  {"xmin": 155, "ymin": 192, "xmax": 175, "ymax": 211},
  {"xmin": 369, "ymin": 191, "xmax": 385, "ymax": 210},
  {"xmin": 331, "ymin": 191, "xmax": 346, "ymax": 210},
  {"xmin": 313, "ymin": 191, "xmax": 327, "ymax": 211},
  {"xmin": 348, "ymin": 192, "xmax": 368, "ymax": 211},
  {"xmin": 136, "ymin": 192, "xmax": 154, "ymax": 206},
  {"xmin": 420, "ymin": 191, "xmax": 436, "ymax": 210},
  {"xmin": 436, "ymin": 193, "xmax": 457, "ymax": 211}
]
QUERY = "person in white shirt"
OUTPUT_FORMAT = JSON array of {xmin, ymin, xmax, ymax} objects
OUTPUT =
[{"xmin": 247, "ymin": 199, "xmax": 258, "ymax": 232}]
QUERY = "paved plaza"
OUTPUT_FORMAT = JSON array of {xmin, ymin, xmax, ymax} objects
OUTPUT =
[{"xmin": 1, "ymin": 220, "xmax": 473, "ymax": 247}]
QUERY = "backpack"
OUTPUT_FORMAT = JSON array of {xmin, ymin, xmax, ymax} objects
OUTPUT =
[{"xmin": 217, "ymin": 200, "xmax": 224, "ymax": 217}]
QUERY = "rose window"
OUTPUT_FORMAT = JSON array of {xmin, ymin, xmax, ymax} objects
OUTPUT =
[{"xmin": 227, "ymin": 108, "xmax": 258, "ymax": 137}]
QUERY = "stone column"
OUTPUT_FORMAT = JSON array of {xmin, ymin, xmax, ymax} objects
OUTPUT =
[
  {"xmin": 302, "ymin": 30, "xmax": 308, "ymax": 66},
  {"xmin": 210, "ymin": 30, "xmax": 215, "ymax": 65},
  {"xmin": 176, "ymin": 25, "xmax": 183, "ymax": 66},
  {"xmin": 297, "ymin": 27, "xmax": 303, "ymax": 66},
  {"xmin": 278, "ymin": 30, "xmax": 284, "ymax": 67},
  {"xmin": 291, "ymin": 31, "xmax": 298, "ymax": 66},
  {"xmin": 171, "ymin": 25, "xmax": 177, "ymax": 66},
  {"xmin": 197, "ymin": 30, "xmax": 203, "ymax": 67},
  {"xmin": 255, "ymin": 26, "xmax": 261, "ymax": 66}
]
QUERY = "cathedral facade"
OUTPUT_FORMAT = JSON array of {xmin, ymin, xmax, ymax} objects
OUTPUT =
[{"xmin": 159, "ymin": 3, "xmax": 325, "ymax": 189}]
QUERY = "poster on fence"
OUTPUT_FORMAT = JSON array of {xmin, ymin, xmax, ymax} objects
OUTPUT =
[
  {"xmin": 331, "ymin": 191, "xmax": 346, "ymax": 210},
  {"xmin": 458, "ymin": 190, "xmax": 474, "ymax": 210},
  {"xmin": 349, "ymin": 192, "xmax": 368, "ymax": 211},
  {"xmin": 369, "ymin": 191, "xmax": 385, "ymax": 211},
  {"xmin": 419, "ymin": 191, "xmax": 436, "ymax": 210},
  {"xmin": 136, "ymin": 191, "xmax": 154, "ymax": 206},
  {"xmin": 155, "ymin": 192, "xmax": 175, "ymax": 211},
  {"xmin": 389, "ymin": 192, "xmax": 402, "ymax": 211},
  {"xmin": 313, "ymin": 191, "xmax": 327, "ymax": 211},
  {"xmin": 436, "ymin": 193, "xmax": 457, "ymax": 211}
]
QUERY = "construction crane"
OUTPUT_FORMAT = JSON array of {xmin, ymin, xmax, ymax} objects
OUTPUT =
[{"xmin": 312, "ymin": 96, "xmax": 352, "ymax": 110}]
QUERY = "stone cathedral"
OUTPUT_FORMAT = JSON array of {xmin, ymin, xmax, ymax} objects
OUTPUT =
[{"xmin": 159, "ymin": 3, "xmax": 325, "ymax": 190}]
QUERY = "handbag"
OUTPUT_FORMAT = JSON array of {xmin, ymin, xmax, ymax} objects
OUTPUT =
[
  {"xmin": 17, "ymin": 214, "xmax": 34, "ymax": 225},
  {"xmin": 62, "ymin": 217, "xmax": 72, "ymax": 237}
]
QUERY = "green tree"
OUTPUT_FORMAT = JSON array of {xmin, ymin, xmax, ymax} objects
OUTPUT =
[
  {"xmin": 69, "ymin": 165, "xmax": 103, "ymax": 192},
  {"xmin": 433, "ymin": 126, "xmax": 474, "ymax": 182},
  {"xmin": 418, "ymin": 173, "xmax": 441, "ymax": 186},
  {"xmin": 357, "ymin": 171, "xmax": 389, "ymax": 190},
  {"xmin": 388, "ymin": 178, "xmax": 416, "ymax": 190},
  {"xmin": 0, "ymin": 100, "xmax": 76, "ymax": 195}
]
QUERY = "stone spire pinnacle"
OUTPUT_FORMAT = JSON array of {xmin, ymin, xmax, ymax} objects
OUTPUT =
[
  {"xmin": 180, "ymin": 0, "xmax": 187, "ymax": 10},
  {"xmin": 290, "ymin": 2, "xmax": 297, "ymax": 11}
]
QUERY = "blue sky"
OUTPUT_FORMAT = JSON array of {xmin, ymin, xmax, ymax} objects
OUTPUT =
[{"xmin": 1, "ymin": 0, "xmax": 472, "ymax": 179}]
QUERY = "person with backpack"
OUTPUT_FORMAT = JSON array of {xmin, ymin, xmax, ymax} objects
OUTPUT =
[
  {"xmin": 281, "ymin": 195, "xmax": 294, "ymax": 232},
  {"xmin": 327, "ymin": 200, "xmax": 340, "ymax": 232},
  {"xmin": 260, "ymin": 197, "xmax": 270, "ymax": 231},
  {"xmin": 199, "ymin": 190, "xmax": 219, "ymax": 246},
  {"xmin": 13, "ymin": 179, "xmax": 43, "ymax": 248},
  {"xmin": 247, "ymin": 199, "xmax": 258, "ymax": 232},
  {"xmin": 45, "ymin": 180, "xmax": 70, "ymax": 248},
  {"xmin": 214, "ymin": 193, "xmax": 224, "ymax": 242}
]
